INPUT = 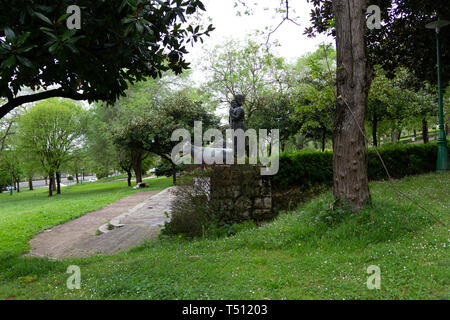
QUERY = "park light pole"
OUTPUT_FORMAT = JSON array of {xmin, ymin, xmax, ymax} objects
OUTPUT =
[{"xmin": 426, "ymin": 18, "xmax": 449, "ymax": 172}]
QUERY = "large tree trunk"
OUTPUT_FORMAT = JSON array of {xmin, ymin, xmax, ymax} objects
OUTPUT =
[
  {"xmin": 172, "ymin": 163, "xmax": 177, "ymax": 185},
  {"xmin": 332, "ymin": 0, "xmax": 371, "ymax": 210},
  {"xmin": 131, "ymin": 150, "xmax": 143, "ymax": 184},
  {"xmin": 75, "ymin": 173, "xmax": 79, "ymax": 184},
  {"xmin": 422, "ymin": 118, "xmax": 429, "ymax": 143},
  {"xmin": 16, "ymin": 178, "xmax": 20, "ymax": 193},
  {"xmin": 56, "ymin": 172, "xmax": 61, "ymax": 194},
  {"xmin": 127, "ymin": 170, "xmax": 132, "ymax": 187},
  {"xmin": 52, "ymin": 174, "xmax": 56, "ymax": 192},
  {"xmin": 28, "ymin": 177, "xmax": 33, "ymax": 191},
  {"xmin": 49, "ymin": 172, "xmax": 54, "ymax": 197},
  {"xmin": 391, "ymin": 130, "xmax": 401, "ymax": 143}
]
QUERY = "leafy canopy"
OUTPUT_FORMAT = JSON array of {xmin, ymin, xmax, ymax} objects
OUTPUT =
[{"xmin": 0, "ymin": 0, "xmax": 214, "ymax": 118}]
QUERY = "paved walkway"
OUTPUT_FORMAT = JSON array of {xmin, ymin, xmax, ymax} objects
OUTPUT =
[{"xmin": 26, "ymin": 187, "xmax": 176, "ymax": 259}]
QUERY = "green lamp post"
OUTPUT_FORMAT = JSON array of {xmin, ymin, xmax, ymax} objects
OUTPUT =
[{"xmin": 426, "ymin": 18, "xmax": 449, "ymax": 172}]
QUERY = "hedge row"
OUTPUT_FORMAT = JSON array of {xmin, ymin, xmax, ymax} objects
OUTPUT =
[{"xmin": 273, "ymin": 142, "xmax": 447, "ymax": 187}]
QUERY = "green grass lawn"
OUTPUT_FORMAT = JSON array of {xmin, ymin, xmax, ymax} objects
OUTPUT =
[
  {"xmin": 0, "ymin": 177, "xmax": 173, "ymax": 259},
  {"xmin": 0, "ymin": 173, "xmax": 448, "ymax": 300}
]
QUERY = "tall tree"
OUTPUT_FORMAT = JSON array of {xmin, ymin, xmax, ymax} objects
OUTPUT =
[
  {"xmin": 293, "ymin": 44, "xmax": 336, "ymax": 151},
  {"xmin": 330, "ymin": 0, "xmax": 371, "ymax": 209},
  {"xmin": 18, "ymin": 98, "xmax": 84, "ymax": 196},
  {"xmin": 114, "ymin": 89, "xmax": 220, "ymax": 184},
  {"xmin": 86, "ymin": 77, "xmax": 168, "ymax": 184},
  {"xmin": 232, "ymin": 1, "xmax": 372, "ymax": 208},
  {"xmin": 0, "ymin": 148, "xmax": 23, "ymax": 192}
]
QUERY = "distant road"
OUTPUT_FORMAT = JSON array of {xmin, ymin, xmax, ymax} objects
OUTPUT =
[
  {"xmin": 3, "ymin": 174, "xmax": 156, "ymax": 193},
  {"xmin": 8, "ymin": 175, "xmax": 97, "ymax": 192}
]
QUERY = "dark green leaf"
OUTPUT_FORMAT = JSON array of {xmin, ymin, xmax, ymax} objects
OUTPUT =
[
  {"xmin": 4, "ymin": 28, "xmax": 16, "ymax": 42},
  {"xmin": 17, "ymin": 45, "xmax": 37, "ymax": 54},
  {"xmin": 17, "ymin": 32, "xmax": 31, "ymax": 46},
  {"xmin": 16, "ymin": 55, "xmax": 34, "ymax": 68},
  {"xmin": 57, "ymin": 13, "xmax": 71, "ymax": 25},
  {"xmin": 41, "ymin": 30, "xmax": 58, "ymax": 40},
  {"xmin": 34, "ymin": 12, "xmax": 53, "ymax": 25},
  {"xmin": 1, "ymin": 55, "xmax": 16, "ymax": 69},
  {"xmin": 49, "ymin": 43, "xmax": 59, "ymax": 54}
]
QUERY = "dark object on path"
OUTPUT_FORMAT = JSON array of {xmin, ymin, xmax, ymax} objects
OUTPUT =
[{"xmin": 135, "ymin": 182, "xmax": 149, "ymax": 189}]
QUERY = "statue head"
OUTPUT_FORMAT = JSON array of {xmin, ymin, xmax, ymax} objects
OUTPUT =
[
  {"xmin": 230, "ymin": 99, "xmax": 238, "ymax": 109},
  {"xmin": 234, "ymin": 94, "xmax": 245, "ymax": 106}
]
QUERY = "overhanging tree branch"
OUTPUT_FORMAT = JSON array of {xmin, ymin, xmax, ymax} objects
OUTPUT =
[
  {"xmin": 0, "ymin": 89, "xmax": 102, "ymax": 119},
  {"xmin": 0, "ymin": 121, "xmax": 13, "ymax": 153}
]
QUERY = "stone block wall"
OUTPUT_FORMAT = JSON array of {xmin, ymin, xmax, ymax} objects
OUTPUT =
[{"xmin": 209, "ymin": 165, "xmax": 273, "ymax": 223}]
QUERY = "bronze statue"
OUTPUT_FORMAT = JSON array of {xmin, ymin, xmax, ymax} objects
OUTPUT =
[
  {"xmin": 229, "ymin": 94, "xmax": 245, "ymax": 131},
  {"xmin": 229, "ymin": 94, "xmax": 246, "ymax": 156}
]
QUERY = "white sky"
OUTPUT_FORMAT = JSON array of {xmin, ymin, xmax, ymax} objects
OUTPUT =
[{"xmin": 186, "ymin": 0, "xmax": 331, "ymax": 84}]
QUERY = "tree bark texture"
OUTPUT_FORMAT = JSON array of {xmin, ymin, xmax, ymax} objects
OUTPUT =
[
  {"xmin": 131, "ymin": 150, "xmax": 143, "ymax": 184},
  {"xmin": 49, "ymin": 172, "xmax": 54, "ymax": 197},
  {"xmin": 56, "ymin": 172, "xmax": 61, "ymax": 194},
  {"xmin": 332, "ymin": 0, "xmax": 371, "ymax": 210}
]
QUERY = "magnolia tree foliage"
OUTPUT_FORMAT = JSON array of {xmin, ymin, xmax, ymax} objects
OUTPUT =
[
  {"xmin": 87, "ymin": 75, "xmax": 189, "ymax": 184},
  {"xmin": 113, "ymin": 89, "xmax": 220, "ymax": 184},
  {"xmin": 0, "ymin": 0, "xmax": 213, "ymax": 119}
]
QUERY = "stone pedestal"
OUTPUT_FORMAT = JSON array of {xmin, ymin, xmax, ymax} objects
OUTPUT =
[{"xmin": 209, "ymin": 165, "xmax": 272, "ymax": 223}]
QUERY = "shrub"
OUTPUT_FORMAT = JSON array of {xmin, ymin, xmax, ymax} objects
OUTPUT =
[
  {"xmin": 95, "ymin": 169, "xmax": 110, "ymax": 179},
  {"xmin": 162, "ymin": 167, "xmax": 217, "ymax": 237},
  {"xmin": 274, "ymin": 142, "xmax": 446, "ymax": 187},
  {"xmin": 367, "ymin": 143, "xmax": 438, "ymax": 180},
  {"xmin": 155, "ymin": 160, "xmax": 188, "ymax": 178},
  {"xmin": 273, "ymin": 151, "xmax": 333, "ymax": 188}
]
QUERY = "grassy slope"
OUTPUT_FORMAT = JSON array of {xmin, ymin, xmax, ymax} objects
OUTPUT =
[{"xmin": 0, "ymin": 173, "xmax": 448, "ymax": 300}]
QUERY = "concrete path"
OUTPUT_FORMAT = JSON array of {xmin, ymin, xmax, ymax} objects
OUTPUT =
[{"xmin": 26, "ymin": 187, "xmax": 176, "ymax": 259}]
